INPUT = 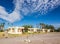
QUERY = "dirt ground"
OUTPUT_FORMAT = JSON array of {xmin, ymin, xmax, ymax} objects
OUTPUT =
[{"xmin": 0, "ymin": 32, "xmax": 60, "ymax": 44}]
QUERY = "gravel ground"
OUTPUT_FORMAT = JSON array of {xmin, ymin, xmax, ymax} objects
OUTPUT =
[{"xmin": 0, "ymin": 32, "xmax": 60, "ymax": 44}]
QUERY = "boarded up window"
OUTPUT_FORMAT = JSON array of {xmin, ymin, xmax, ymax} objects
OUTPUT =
[
  {"xmin": 18, "ymin": 28, "xmax": 21, "ymax": 32},
  {"xmin": 12, "ymin": 28, "xmax": 15, "ymax": 32},
  {"xmin": 31, "ymin": 29, "xmax": 34, "ymax": 31},
  {"xmin": 8, "ymin": 28, "xmax": 11, "ymax": 31}
]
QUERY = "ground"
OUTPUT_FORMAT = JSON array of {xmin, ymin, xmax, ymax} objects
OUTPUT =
[{"xmin": 0, "ymin": 32, "xmax": 60, "ymax": 44}]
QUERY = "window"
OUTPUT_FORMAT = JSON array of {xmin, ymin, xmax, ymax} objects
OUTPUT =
[
  {"xmin": 31, "ymin": 29, "xmax": 34, "ymax": 31},
  {"xmin": 8, "ymin": 28, "xmax": 11, "ymax": 31},
  {"xmin": 12, "ymin": 28, "xmax": 15, "ymax": 32},
  {"xmin": 18, "ymin": 28, "xmax": 21, "ymax": 32}
]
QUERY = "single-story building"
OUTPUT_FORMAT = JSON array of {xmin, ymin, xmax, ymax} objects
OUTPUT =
[
  {"xmin": 7, "ymin": 26, "xmax": 24, "ymax": 34},
  {"xmin": 7, "ymin": 26, "xmax": 51, "ymax": 34},
  {"xmin": 41, "ymin": 29, "xmax": 51, "ymax": 32},
  {"xmin": 28, "ymin": 28, "xmax": 51, "ymax": 33},
  {"xmin": 28, "ymin": 28, "xmax": 40, "ymax": 33}
]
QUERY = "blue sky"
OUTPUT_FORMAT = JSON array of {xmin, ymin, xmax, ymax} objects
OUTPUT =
[{"xmin": 0, "ymin": 0, "xmax": 60, "ymax": 29}]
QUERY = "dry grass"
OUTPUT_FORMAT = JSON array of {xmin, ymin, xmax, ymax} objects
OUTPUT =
[
  {"xmin": 8, "ymin": 33, "xmax": 31, "ymax": 38},
  {"xmin": 0, "ymin": 32, "xmax": 30, "ymax": 38},
  {"xmin": 0, "ymin": 32, "xmax": 51, "ymax": 38},
  {"xmin": 0, "ymin": 32, "xmax": 4, "ymax": 38}
]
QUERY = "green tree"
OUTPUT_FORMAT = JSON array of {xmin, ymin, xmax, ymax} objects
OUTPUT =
[
  {"xmin": 22, "ymin": 25, "xmax": 33, "ymax": 32},
  {"xmin": 0, "ymin": 23, "xmax": 5, "ymax": 32},
  {"xmin": 40, "ymin": 23, "xmax": 45, "ymax": 29},
  {"xmin": 45, "ymin": 25, "xmax": 55, "ymax": 32},
  {"xmin": 45, "ymin": 25, "xmax": 49, "ymax": 29},
  {"xmin": 40, "ymin": 23, "xmax": 55, "ymax": 32},
  {"xmin": 0, "ymin": 30, "xmax": 4, "ymax": 32},
  {"xmin": 45, "ymin": 25, "xmax": 54, "ymax": 29},
  {"xmin": 56, "ymin": 28, "xmax": 60, "ymax": 32}
]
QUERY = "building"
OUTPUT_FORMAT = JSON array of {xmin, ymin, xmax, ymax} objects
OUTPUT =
[
  {"xmin": 7, "ymin": 26, "xmax": 51, "ymax": 34},
  {"xmin": 7, "ymin": 26, "xmax": 24, "ymax": 34},
  {"xmin": 28, "ymin": 28, "xmax": 51, "ymax": 33},
  {"xmin": 41, "ymin": 29, "xmax": 51, "ymax": 32},
  {"xmin": 28, "ymin": 28, "xmax": 40, "ymax": 33}
]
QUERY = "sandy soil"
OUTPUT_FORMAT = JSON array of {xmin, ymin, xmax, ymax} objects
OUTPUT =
[{"xmin": 0, "ymin": 32, "xmax": 60, "ymax": 44}]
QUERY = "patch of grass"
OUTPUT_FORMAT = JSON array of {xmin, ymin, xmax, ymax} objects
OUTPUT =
[
  {"xmin": 8, "ymin": 34, "xmax": 21, "ymax": 37},
  {"xmin": 0, "ymin": 32, "xmax": 4, "ymax": 38},
  {"xmin": 0, "ymin": 32, "xmax": 51, "ymax": 38},
  {"xmin": 8, "ymin": 33, "xmax": 30, "ymax": 38}
]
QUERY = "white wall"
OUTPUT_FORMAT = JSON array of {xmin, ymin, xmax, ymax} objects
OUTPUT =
[{"xmin": 8, "ymin": 27, "xmax": 24, "ymax": 34}]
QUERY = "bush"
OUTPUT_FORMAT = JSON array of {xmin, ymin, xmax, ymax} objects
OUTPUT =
[
  {"xmin": 55, "ymin": 28, "xmax": 60, "ymax": 32},
  {"xmin": 0, "ymin": 30, "xmax": 4, "ymax": 32}
]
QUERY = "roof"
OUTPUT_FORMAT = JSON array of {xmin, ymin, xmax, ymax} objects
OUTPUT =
[
  {"xmin": 8, "ymin": 26, "xmax": 24, "ymax": 29},
  {"xmin": 28, "ymin": 28, "xmax": 40, "ymax": 29}
]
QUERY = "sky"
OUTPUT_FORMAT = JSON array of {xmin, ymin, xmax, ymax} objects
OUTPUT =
[{"xmin": 0, "ymin": 0, "xmax": 60, "ymax": 29}]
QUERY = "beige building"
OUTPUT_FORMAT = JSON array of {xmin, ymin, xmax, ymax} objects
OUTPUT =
[
  {"xmin": 41, "ymin": 29, "xmax": 51, "ymax": 32},
  {"xmin": 7, "ymin": 26, "xmax": 51, "ymax": 34},
  {"xmin": 28, "ymin": 28, "xmax": 40, "ymax": 33},
  {"xmin": 7, "ymin": 27, "xmax": 24, "ymax": 34},
  {"xmin": 28, "ymin": 28, "xmax": 51, "ymax": 33}
]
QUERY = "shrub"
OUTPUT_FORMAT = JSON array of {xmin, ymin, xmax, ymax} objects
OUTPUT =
[{"xmin": 0, "ymin": 30, "xmax": 4, "ymax": 32}]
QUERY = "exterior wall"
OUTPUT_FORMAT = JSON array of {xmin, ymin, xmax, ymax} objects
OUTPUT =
[
  {"xmin": 42, "ymin": 29, "xmax": 51, "ymax": 32},
  {"xmin": 47, "ymin": 29, "xmax": 51, "ymax": 32},
  {"xmin": 28, "ymin": 28, "xmax": 34, "ymax": 33},
  {"xmin": 28, "ymin": 28, "xmax": 40, "ymax": 33},
  {"xmin": 28, "ymin": 31, "xmax": 34, "ymax": 33},
  {"xmin": 7, "ymin": 27, "xmax": 51, "ymax": 34},
  {"xmin": 34, "ymin": 28, "xmax": 38, "ymax": 32},
  {"xmin": 8, "ymin": 27, "xmax": 24, "ymax": 34},
  {"xmin": 42, "ymin": 29, "xmax": 45, "ymax": 32}
]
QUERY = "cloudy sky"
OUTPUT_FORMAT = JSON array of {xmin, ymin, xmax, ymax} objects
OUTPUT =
[{"xmin": 0, "ymin": 0, "xmax": 60, "ymax": 28}]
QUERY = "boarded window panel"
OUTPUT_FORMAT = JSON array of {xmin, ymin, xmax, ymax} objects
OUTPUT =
[
  {"xmin": 12, "ymin": 28, "xmax": 15, "ymax": 32},
  {"xmin": 8, "ymin": 28, "xmax": 11, "ymax": 31},
  {"xmin": 18, "ymin": 28, "xmax": 21, "ymax": 32},
  {"xmin": 31, "ymin": 29, "xmax": 34, "ymax": 31}
]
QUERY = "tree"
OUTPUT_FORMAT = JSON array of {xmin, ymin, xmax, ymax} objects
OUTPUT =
[
  {"xmin": 0, "ymin": 30, "xmax": 4, "ymax": 32},
  {"xmin": 48, "ymin": 25, "xmax": 55, "ymax": 32},
  {"xmin": 45, "ymin": 25, "xmax": 54, "ymax": 29},
  {"xmin": 40, "ymin": 23, "xmax": 55, "ymax": 32},
  {"xmin": 45, "ymin": 25, "xmax": 55, "ymax": 32},
  {"xmin": 0, "ymin": 23, "xmax": 5, "ymax": 32},
  {"xmin": 0, "ymin": 23, "xmax": 5, "ymax": 27},
  {"xmin": 56, "ymin": 28, "xmax": 60, "ymax": 32},
  {"xmin": 40, "ymin": 23, "xmax": 45, "ymax": 29},
  {"xmin": 45, "ymin": 25, "xmax": 49, "ymax": 29},
  {"xmin": 22, "ymin": 25, "xmax": 33, "ymax": 32}
]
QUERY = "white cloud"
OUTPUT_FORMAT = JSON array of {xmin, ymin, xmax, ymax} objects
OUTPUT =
[
  {"xmin": 0, "ymin": 6, "xmax": 22, "ymax": 23},
  {"xmin": 0, "ymin": 0, "xmax": 60, "ymax": 23},
  {"xmin": 34, "ymin": 0, "xmax": 60, "ymax": 14},
  {"xmin": 15, "ymin": 0, "xmax": 60, "ymax": 15},
  {"xmin": 0, "ymin": 0, "xmax": 23, "ymax": 23}
]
